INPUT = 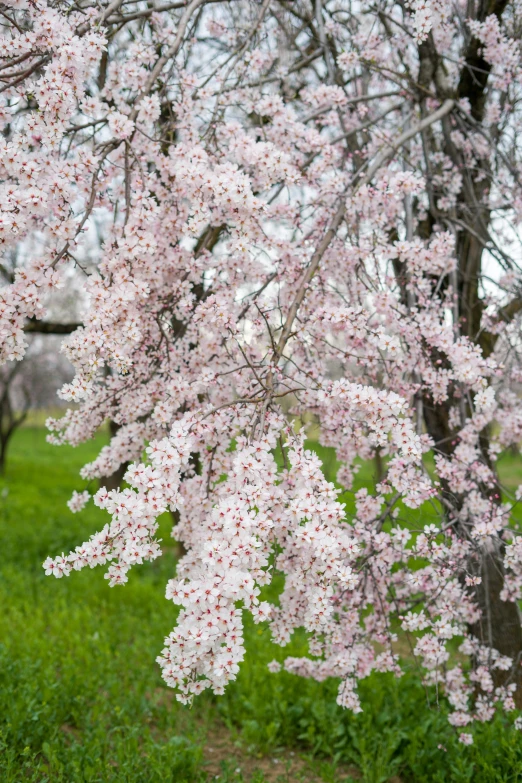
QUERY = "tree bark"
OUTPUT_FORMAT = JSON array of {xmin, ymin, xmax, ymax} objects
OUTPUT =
[
  {"xmin": 102, "ymin": 419, "xmax": 129, "ymax": 492},
  {"xmin": 409, "ymin": 0, "xmax": 522, "ymax": 697},
  {"xmin": 470, "ymin": 541, "xmax": 522, "ymax": 703}
]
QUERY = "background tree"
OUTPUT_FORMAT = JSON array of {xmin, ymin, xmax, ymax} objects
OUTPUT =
[
  {"xmin": 2, "ymin": 0, "xmax": 522, "ymax": 739},
  {"xmin": 0, "ymin": 361, "xmax": 29, "ymax": 474},
  {"xmin": 0, "ymin": 246, "xmax": 79, "ymax": 472},
  {"xmin": 0, "ymin": 336, "xmax": 74, "ymax": 472}
]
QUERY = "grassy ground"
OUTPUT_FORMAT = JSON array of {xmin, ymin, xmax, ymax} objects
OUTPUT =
[{"xmin": 1, "ymin": 428, "xmax": 522, "ymax": 782}]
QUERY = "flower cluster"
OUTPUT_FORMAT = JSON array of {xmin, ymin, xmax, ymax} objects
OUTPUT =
[{"xmin": 0, "ymin": 0, "xmax": 519, "ymax": 741}]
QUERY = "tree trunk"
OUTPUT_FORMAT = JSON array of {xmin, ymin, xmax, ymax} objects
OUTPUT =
[
  {"xmin": 0, "ymin": 437, "xmax": 8, "ymax": 475},
  {"xmin": 374, "ymin": 447, "xmax": 385, "ymax": 485},
  {"xmin": 422, "ymin": 394, "xmax": 522, "ymax": 703},
  {"xmin": 414, "ymin": 0, "xmax": 522, "ymax": 698},
  {"xmin": 101, "ymin": 420, "xmax": 129, "ymax": 492},
  {"xmin": 469, "ymin": 541, "xmax": 522, "ymax": 705}
]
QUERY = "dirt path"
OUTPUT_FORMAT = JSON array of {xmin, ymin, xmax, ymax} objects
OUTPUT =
[{"xmin": 202, "ymin": 725, "xmax": 361, "ymax": 782}]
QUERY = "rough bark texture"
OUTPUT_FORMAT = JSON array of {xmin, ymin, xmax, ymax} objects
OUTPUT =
[
  {"xmin": 102, "ymin": 419, "xmax": 129, "ymax": 492},
  {"xmin": 470, "ymin": 543, "xmax": 522, "ymax": 698},
  {"xmin": 413, "ymin": 0, "xmax": 522, "ymax": 700}
]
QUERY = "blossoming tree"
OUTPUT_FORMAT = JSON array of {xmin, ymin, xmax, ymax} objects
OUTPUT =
[{"xmin": 3, "ymin": 0, "xmax": 522, "ymax": 740}]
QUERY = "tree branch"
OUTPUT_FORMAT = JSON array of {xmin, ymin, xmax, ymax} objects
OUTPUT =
[{"xmin": 24, "ymin": 320, "xmax": 81, "ymax": 335}]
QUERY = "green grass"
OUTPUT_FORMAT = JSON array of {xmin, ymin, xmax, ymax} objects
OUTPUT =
[{"xmin": 1, "ymin": 428, "xmax": 522, "ymax": 781}]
